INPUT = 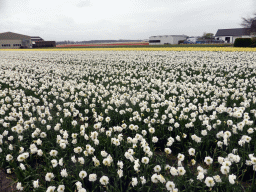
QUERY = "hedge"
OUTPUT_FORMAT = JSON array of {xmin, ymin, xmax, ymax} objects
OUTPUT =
[{"xmin": 234, "ymin": 38, "xmax": 252, "ymax": 47}]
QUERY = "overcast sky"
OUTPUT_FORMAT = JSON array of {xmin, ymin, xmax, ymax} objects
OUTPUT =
[{"xmin": 0, "ymin": 0, "xmax": 255, "ymax": 41}]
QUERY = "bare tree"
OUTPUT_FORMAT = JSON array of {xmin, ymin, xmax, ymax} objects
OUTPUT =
[{"xmin": 240, "ymin": 12, "xmax": 256, "ymax": 28}]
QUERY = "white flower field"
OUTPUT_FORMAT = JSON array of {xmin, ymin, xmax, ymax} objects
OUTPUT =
[{"xmin": 0, "ymin": 50, "xmax": 256, "ymax": 191}]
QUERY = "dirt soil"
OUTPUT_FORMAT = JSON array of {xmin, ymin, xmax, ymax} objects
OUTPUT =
[{"xmin": 0, "ymin": 168, "xmax": 17, "ymax": 192}]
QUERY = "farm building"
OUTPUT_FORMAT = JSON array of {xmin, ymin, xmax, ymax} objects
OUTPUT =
[
  {"xmin": 149, "ymin": 35, "xmax": 188, "ymax": 45},
  {"xmin": 215, "ymin": 20, "xmax": 256, "ymax": 43},
  {"xmin": 31, "ymin": 36, "xmax": 44, "ymax": 43},
  {"xmin": 31, "ymin": 36, "xmax": 56, "ymax": 48},
  {"xmin": 215, "ymin": 28, "xmax": 251, "ymax": 43},
  {"xmin": 32, "ymin": 41, "xmax": 56, "ymax": 48},
  {"xmin": 0, "ymin": 32, "xmax": 32, "ymax": 49}
]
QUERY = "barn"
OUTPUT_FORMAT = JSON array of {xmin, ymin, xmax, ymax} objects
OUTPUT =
[
  {"xmin": 215, "ymin": 20, "xmax": 256, "ymax": 43},
  {"xmin": 149, "ymin": 35, "xmax": 188, "ymax": 45},
  {"xmin": 0, "ymin": 32, "xmax": 32, "ymax": 49},
  {"xmin": 215, "ymin": 28, "xmax": 251, "ymax": 44}
]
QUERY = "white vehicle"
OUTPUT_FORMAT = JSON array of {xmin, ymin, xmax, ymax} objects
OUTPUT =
[{"xmin": 186, "ymin": 36, "xmax": 199, "ymax": 43}]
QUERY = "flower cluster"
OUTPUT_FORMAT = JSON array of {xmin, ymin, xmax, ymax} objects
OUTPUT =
[{"xmin": 0, "ymin": 50, "xmax": 255, "ymax": 191}]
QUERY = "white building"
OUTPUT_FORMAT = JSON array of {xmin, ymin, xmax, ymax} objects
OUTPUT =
[
  {"xmin": 215, "ymin": 28, "xmax": 251, "ymax": 43},
  {"xmin": 149, "ymin": 35, "xmax": 188, "ymax": 45},
  {"xmin": 215, "ymin": 20, "xmax": 256, "ymax": 43},
  {"xmin": 0, "ymin": 32, "xmax": 32, "ymax": 49}
]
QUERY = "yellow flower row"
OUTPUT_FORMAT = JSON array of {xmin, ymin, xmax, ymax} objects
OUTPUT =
[{"xmin": 1, "ymin": 47, "xmax": 256, "ymax": 52}]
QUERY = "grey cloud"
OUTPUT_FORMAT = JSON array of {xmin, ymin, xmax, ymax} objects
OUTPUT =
[
  {"xmin": 58, "ymin": 16, "xmax": 76, "ymax": 26},
  {"xmin": 0, "ymin": 0, "xmax": 6, "ymax": 12},
  {"xmin": 149, "ymin": 20, "xmax": 157, "ymax": 23}
]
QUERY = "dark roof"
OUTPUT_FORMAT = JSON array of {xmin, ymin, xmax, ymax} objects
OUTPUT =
[
  {"xmin": 0, "ymin": 32, "xmax": 31, "ymax": 40},
  {"xmin": 31, "ymin": 36, "xmax": 43, "ymax": 39},
  {"xmin": 215, "ymin": 28, "xmax": 251, "ymax": 36},
  {"xmin": 31, "ymin": 36, "xmax": 44, "ymax": 41}
]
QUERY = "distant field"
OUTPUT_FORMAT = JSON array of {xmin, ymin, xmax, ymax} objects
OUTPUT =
[
  {"xmin": 55, "ymin": 43, "xmax": 232, "ymax": 49},
  {"xmin": 56, "ymin": 42, "xmax": 149, "ymax": 48}
]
